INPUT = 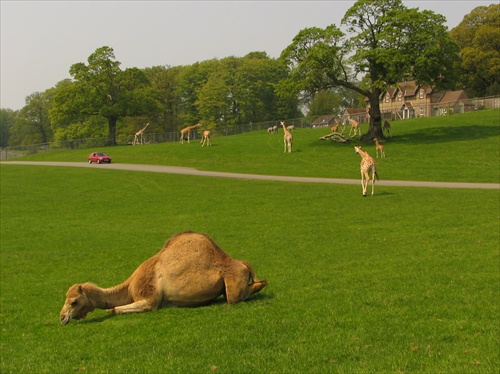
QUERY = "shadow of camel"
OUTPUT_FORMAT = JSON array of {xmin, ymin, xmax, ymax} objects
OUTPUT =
[{"xmin": 75, "ymin": 292, "xmax": 273, "ymax": 324}]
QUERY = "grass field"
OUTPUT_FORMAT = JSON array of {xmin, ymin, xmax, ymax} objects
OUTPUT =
[
  {"xmin": 1, "ymin": 110, "xmax": 499, "ymax": 373},
  {"xmin": 16, "ymin": 109, "xmax": 500, "ymax": 183}
]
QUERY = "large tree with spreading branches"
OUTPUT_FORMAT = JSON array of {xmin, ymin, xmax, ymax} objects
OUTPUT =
[
  {"xmin": 51, "ymin": 46, "xmax": 155, "ymax": 145},
  {"xmin": 279, "ymin": 0, "xmax": 459, "ymax": 140}
]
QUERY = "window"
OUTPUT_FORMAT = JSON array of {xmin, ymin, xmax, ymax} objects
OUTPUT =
[
  {"xmin": 420, "ymin": 107, "xmax": 424, "ymax": 116},
  {"xmin": 398, "ymin": 93, "xmax": 402, "ymax": 101},
  {"xmin": 385, "ymin": 94, "xmax": 390, "ymax": 102},
  {"xmin": 419, "ymin": 89, "xmax": 424, "ymax": 99}
]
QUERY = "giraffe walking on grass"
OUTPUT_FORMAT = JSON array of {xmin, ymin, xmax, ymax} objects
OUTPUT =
[
  {"xmin": 354, "ymin": 146, "xmax": 379, "ymax": 196},
  {"xmin": 280, "ymin": 121, "xmax": 293, "ymax": 153},
  {"xmin": 374, "ymin": 138, "xmax": 385, "ymax": 158}
]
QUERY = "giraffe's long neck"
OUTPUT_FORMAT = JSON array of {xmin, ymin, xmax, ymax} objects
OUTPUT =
[
  {"xmin": 281, "ymin": 123, "xmax": 291, "ymax": 137},
  {"xmin": 81, "ymin": 281, "xmax": 132, "ymax": 310},
  {"xmin": 357, "ymin": 148, "xmax": 368, "ymax": 158}
]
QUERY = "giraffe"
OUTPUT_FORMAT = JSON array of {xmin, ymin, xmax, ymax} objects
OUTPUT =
[
  {"xmin": 331, "ymin": 118, "xmax": 346, "ymax": 135},
  {"xmin": 383, "ymin": 120, "xmax": 392, "ymax": 137},
  {"xmin": 179, "ymin": 123, "xmax": 201, "ymax": 144},
  {"xmin": 133, "ymin": 123, "xmax": 149, "ymax": 145},
  {"xmin": 354, "ymin": 146, "xmax": 379, "ymax": 197},
  {"xmin": 200, "ymin": 130, "xmax": 212, "ymax": 147},
  {"xmin": 331, "ymin": 119, "xmax": 340, "ymax": 134},
  {"xmin": 373, "ymin": 138, "xmax": 385, "ymax": 158},
  {"xmin": 280, "ymin": 121, "xmax": 293, "ymax": 153},
  {"xmin": 348, "ymin": 118, "xmax": 361, "ymax": 137}
]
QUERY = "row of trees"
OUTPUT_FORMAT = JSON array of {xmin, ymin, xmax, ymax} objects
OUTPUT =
[{"xmin": 1, "ymin": 0, "xmax": 498, "ymax": 147}]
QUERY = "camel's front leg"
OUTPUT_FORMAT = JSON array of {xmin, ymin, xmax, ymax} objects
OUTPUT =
[{"xmin": 110, "ymin": 299, "xmax": 158, "ymax": 315}]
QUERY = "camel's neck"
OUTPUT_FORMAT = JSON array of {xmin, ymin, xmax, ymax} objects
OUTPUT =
[{"xmin": 82, "ymin": 281, "xmax": 132, "ymax": 310}]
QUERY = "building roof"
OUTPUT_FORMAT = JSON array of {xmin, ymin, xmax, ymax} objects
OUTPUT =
[
  {"xmin": 398, "ymin": 81, "xmax": 419, "ymax": 96},
  {"xmin": 311, "ymin": 114, "xmax": 337, "ymax": 125},
  {"xmin": 435, "ymin": 90, "xmax": 468, "ymax": 107},
  {"xmin": 381, "ymin": 80, "xmax": 435, "ymax": 99}
]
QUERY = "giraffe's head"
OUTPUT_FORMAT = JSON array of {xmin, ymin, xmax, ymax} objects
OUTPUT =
[{"xmin": 354, "ymin": 146, "xmax": 362, "ymax": 154}]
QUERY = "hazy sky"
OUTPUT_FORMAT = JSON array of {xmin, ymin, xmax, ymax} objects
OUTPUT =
[{"xmin": 1, "ymin": 0, "xmax": 496, "ymax": 110}]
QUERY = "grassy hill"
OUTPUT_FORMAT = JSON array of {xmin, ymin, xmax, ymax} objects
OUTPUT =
[
  {"xmin": 1, "ymin": 109, "xmax": 499, "ymax": 373},
  {"xmin": 15, "ymin": 109, "xmax": 500, "ymax": 183}
]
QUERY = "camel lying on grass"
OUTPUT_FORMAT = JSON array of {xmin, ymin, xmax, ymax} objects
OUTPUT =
[{"xmin": 60, "ymin": 231, "xmax": 267, "ymax": 325}]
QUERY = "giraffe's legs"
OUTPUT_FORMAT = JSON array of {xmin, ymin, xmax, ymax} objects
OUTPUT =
[
  {"xmin": 360, "ymin": 171, "xmax": 368, "ymax": 196},
  {"xmin": 370, "ymin": 169, "xmax": 376, "ymax": 196}
]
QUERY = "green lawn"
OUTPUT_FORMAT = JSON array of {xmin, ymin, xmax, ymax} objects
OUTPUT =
[
  {"xmin": 15, "ymin": 109, "xmax": 500, "ymax": 183},
  {"xmin": 1, "ymin": 110, "xmax": 499, "ymax": 373}
]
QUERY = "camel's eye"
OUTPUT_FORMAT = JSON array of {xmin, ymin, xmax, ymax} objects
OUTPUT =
[{"xmin": 71, "ymin": 300, "xmax": 78, "ymax": 306}]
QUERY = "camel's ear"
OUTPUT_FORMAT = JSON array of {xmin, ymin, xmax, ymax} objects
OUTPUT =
[{"xmin": 77, "ymin": 285, "xmax": 83, "ymax": 294}]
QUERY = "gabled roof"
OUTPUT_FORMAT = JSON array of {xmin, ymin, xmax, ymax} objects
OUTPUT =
[
  {"xmin": 381, "ymin": 80, "xmax": 435, "ymax": 99},
  {"xmin": 311, "ymin": 114, "xmax": 337, "ymax": 125},
  {"xmin": 435, "ymin": 90, "xmax": 468, "ymax": 107},
  {"xmin": 398, "ymin": 80, "xmax": 419, "ymax": 96}
]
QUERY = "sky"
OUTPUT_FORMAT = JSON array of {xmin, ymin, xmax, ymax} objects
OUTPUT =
[{"xmin": 1, "ymin": 0, "xmax": 496, "ymax": 110}]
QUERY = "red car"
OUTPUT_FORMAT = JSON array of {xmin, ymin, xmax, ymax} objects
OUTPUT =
[{"xmin": 88, "ymin": 152, "xmax": 112, "ymax": 164}]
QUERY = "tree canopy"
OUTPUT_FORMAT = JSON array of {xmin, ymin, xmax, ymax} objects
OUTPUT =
[
  {"xmin": 279, "ymin": 0, "xmax": 459, "ymax": 140},
  {"xmin": 51, "ymin": 46, "xmax": 155, "ymax": 145},
  {"xmin": 6, "ymin": 1, "xmax": 492, "ymax": 147},
  {"xmin": 450, "ymin": 4, "xmax": 500, "ymax": 97}
]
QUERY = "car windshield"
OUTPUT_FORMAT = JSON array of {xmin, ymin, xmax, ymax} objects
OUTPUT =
[{"xmin": 96, "ymin": 153, "xmax": 107, "ymax": 156}]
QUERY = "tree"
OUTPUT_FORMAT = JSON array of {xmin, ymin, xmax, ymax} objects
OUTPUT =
[
  {"xmin": 279, "ymin": 0, "xmax": 459, "ymax": 140},
  {"xmin": 9, "ymin": 92, "xmax": 53, "ymax": 146},
  {"xmin": 51, "ymin": 46, "xmax": 154, "ymax": 145},
  {"xmin": 450, "ymin": 4, "xmax": 500, "ymax": 97},
  {"xmin": 143, "ymin": 65, "xmax": 183, "ymax": 132},
  {"xmin": 177, "ymin": 60, "xmax": 218, "ymax": 127},
  {"xmin": 308, "ymin": 88, "xmax": 363, "ymax": 117},
  {"xmin": 178, "ymin": 54, "xmax": 300, "ymax": 130},
  {"xmin": 0, "ymin": 108, "xmax": 16, "ymax": 147}
]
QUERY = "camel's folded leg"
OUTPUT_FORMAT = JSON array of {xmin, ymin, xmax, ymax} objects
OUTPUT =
[{"xmin": 110, "ymin": 299, "xmax": 158, "ymax": 315}]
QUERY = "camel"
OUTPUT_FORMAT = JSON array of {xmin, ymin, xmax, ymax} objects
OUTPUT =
[{"xmin": 60, "ymin": 231, "xmax": 267, "ymax": 325}]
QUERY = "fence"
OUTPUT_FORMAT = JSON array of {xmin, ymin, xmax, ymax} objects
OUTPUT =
[{"xmin": 1, "ymin": 96, "xmax": 499, "ymax": 160}]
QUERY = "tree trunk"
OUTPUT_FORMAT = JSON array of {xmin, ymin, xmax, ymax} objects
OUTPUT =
[
  {"xmin": 107, "ymin": 116, "xmax": 118, "ymax": 145},
  {"xmin": 360, "ymin": 90, "xmax": 385, "ymax": 142}
]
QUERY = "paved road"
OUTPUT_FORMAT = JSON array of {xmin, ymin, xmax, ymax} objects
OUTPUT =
[{"xmin": 2, "ymin": 161, "xmax": 499, "ymax": 190}]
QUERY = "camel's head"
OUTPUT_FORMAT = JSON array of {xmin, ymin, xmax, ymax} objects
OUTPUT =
[{"xmin": 60, "ymin": 284, "xmax": 94, "ymax": 325}]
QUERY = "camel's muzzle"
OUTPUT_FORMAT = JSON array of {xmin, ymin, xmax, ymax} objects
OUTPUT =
[{"xmin": 60, "ymin": 313, "xmax": 71, "ymax": 325}]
